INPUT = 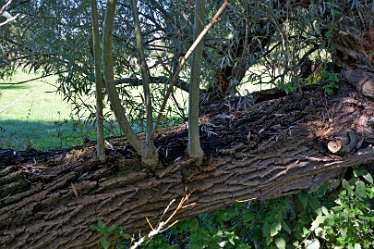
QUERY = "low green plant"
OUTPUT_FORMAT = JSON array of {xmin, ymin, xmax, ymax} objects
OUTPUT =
[
  {"xmin": 275, "ymin": 77, "xmax": 299, "ymax": 94},
  {"xmin": 91, "ymin": 221, "xmax": 130, "ymax": 249},
  {"xmin": 295, "ymin": 170, "xmax": 374, "ymax": 249},
  {"xmin": 276, "ymin": 67, "xmax": 340, "ymax": 96},
  {"xmin": 306, "ymin": 69, "xmax": 340, "ymax": 95}
]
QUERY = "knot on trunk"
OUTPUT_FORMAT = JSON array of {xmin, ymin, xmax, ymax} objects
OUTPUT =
[
  {"xmin": 327, "ymin": 130, "xmax": 364, "ymax": 154},
  {"xmin": 327, "ymin": 129, "xmax": 374, "ymax": 154}
]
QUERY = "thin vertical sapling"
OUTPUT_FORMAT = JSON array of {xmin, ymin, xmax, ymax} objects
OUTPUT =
[
  {"xmin": 96, "ymin": 0, "xmax": 228, "ymax": 169},
  {"xmin": 152, "ymin": 0, "xmax": 229, "ymax": 136},
  {"xmin": 129, "ymin": 0, "xmax": 154, "ymax": 147},
  {"xmin": 90, "ymin": 0, "xmax": 105, "ymax": 161},
  {"xmin": 101, "ymin": 0, "xmax": 158, "ymax": 168},
  {"xmin": 187, "ymin": 0, "xmax": 205, "ymax": 161}
]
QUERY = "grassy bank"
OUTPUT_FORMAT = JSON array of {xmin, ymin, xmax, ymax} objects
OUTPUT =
[
  {"xmin": 0, "ymin": 69, "xmax": 265, "ymax": 151},
  {"xmin": 0, "ymin": 72, "xmax": 99, "ymax": 150}
]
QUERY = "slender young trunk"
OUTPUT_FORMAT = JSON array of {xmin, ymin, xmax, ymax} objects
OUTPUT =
[
  {"xmin": 102, "ymin": 0, "xmax": 157, "ymax": 168},
  {"xmin": 152, "ymin": 0, "xmax": 229, "ymax": 135},
  {"xmin": 187, "ymin": 0, "xmax": 205, "ymax": 160},
  {"xmin": 90, "ymin": 0, "xmax": 105, "ymax": 161},
  {"xmin": 129, "ymin": 0, "xmax": 153, "ymax": 145}
]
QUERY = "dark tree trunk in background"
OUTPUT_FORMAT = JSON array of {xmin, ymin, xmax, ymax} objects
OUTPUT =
[{"xmin": 205, "ymin": 17, "xmax": 273, "ymax": 105}]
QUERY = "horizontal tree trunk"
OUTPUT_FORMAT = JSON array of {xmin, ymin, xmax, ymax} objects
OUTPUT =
[{"xmin": 1, "ymin": 78, "xmax": 374, "ymax": 248}]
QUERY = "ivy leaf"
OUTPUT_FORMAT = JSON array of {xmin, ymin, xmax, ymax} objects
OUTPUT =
[
  {"xmin": 100, "ymin": 238, "xmax": 111, "ymax": 249},
  {"xmin": 282, "ymin": 221, "xmax": 291, "ymax": 234},
  {"xmin": 342, "ymin": 179, "xmax": 352, "ymax": 191},
  {"xmin": 363, "ymin": 173, "xmax": 373, "ymax": 184},
  {"xmin": 122, "ymin": 233, "xmax": 131, "ymax": 240},
  {"xmin": 340, "ymin": 227, "xmax": 347, "ymax": 236},
  {"xmin": 299, "ymin": 191, "xmax": 309, "ymax": 208},
  {"xmin": 96, "ymin": 221, "xmax": 107, "ymax": 234},
  {"xmin": 354, "ymin": 243, "xmax": 362, "ymax": 249},
  {"xmin": 355, "ymin": 180, "xmax": 366, "ymax": 197},
  {"xmin": 311, "ymin": 215, "xmax": 326, "ymax": 230},
  {"xmin": 270, "ymin": 222, "xmax": 282, "ymax": 237},
  {"xmin": 305, "ymin": 239, "xmax": 320, "ymax": 249},
  {"xmin": 275, "ymin": 237, "xmax": 286, "ymax": 249},
  {"xmin": 263, "ymin": 222, "xmax": 271, "ymax": 236},
  {"xmin": 321, "ymin": 206, "xmax": 329, "ymax": 215},
  {"xmin": 314, "ymin": 227, "xmax": 325, "ymax": 237},
  {"xmin": 309, "ymin": 196, "xmax": 321, "ymax": 210}
]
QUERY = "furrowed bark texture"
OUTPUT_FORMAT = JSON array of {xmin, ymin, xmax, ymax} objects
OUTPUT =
[{"xmin": 1, "ymin": 81, "xmax": 374, "ymax": 248}]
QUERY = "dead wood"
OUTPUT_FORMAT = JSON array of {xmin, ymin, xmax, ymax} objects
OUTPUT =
[{"xmin": 1, "ymin": 80, "xmax": 374, "ymax": 248}]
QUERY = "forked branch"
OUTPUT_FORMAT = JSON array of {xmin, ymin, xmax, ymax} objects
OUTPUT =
[
  {"xmin": 102, "ymin": 0, "xmax": 158, "ymax": 168},
  {"xmin": 130, "ymin": 194, "xmax": 191, "ymax": 249}
]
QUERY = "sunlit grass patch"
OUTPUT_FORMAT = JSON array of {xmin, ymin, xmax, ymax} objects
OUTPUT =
[{"xmin": 0, "ymin": 72, "xmax": 93, "ymax": 150}]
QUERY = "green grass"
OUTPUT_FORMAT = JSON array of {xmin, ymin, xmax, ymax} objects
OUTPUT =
[
  {"xmin": 0, "ymin": 69, "xmax": 264, "ymax": 151},
  {"xmin": 0, "ymin": 71, "xmax": 102, "ymax": 150},
  {"xmin": 0, "ymin": 70, "xmax": 186, "ymax": 151}
]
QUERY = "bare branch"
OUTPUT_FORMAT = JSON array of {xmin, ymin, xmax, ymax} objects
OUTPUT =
[
  {"xmin": 130, "ymin": 194, "xmax": 191, "ymax": 249},
  {"xmin": 91, "ymin": 0, "xmax": 106, "ymax": 161},
  {"xmin": 0, "ymin": 71, "xmax": 67, "ymax": 85},
  {"xmin": 130, "ymin": 0, "xmax": 154, "ymax": 145},
  {"xmin": 187, "ymin": 0, "xmax": 205, "ymax": 160},
  {"xmin": 0, "ymin": 0, "xmax": 14, "ymax": 13},
  {"xmin": 0, "ymin": 11, "xmax": 19, "ymax": 26},
  {"xmin": 102, "ymin": 0, "xmax": 158, "ymax": 168},
  {"xmin": 0, "ymin": 0, "xmax": 20, "ymax": 27},
  {"xmin": 114, "ymin": 76, "xmax": 191, "ymax": 93}
]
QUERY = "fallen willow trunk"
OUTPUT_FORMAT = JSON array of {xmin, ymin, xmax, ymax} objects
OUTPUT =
[{"xmin": 1, "ymin": 81, "xmax": 374, "ymax": 248}]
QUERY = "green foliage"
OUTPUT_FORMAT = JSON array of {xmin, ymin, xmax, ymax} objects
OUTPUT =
[
  {"xmin": 297, "ymin": 170, "xmax": 374, "ymax": 249},
  {"xmin": 275, "ymin": 77, "xmax": 300, "ymax": 94},
  {"xmin": 276, "ymin": 69, "xmax": 340, "ymax": 96},
  {"xmin": 92, "ymin": 221, "xmax": 130, "ymax": 249},
  {"xmin": 4, "ymin": 0, "xmax": 365, "ymax": 126},
  {"xmin": 306, "ymin": 69, "xmax": 340, "ymax": 95}
]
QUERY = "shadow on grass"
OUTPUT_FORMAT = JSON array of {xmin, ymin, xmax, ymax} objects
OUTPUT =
[
  {"xmin": 0, "ymin": 83, "xmax": 32, "ymax": 90},
  {"xmin": 0, "ymin": 119, "xmax": 122, "ymax": 151}
]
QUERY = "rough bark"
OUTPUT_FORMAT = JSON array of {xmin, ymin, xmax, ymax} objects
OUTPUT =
[{"xmin": 1, "ymin": 79, "xmax": 374, "ymax": 248}]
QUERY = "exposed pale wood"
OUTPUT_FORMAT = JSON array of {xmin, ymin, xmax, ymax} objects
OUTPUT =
[{"xmin": 328, "ymin": 139, "xmax": 343, "ymax": 153}]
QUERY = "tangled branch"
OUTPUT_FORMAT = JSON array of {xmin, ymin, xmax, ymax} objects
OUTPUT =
[
  {"xmin": 130, "ymin": 194, "xmax": 192, "ymax": 249},
  {"xmin": 0, "ymin": 0, "xmax": 20, "ymax": 27}
]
